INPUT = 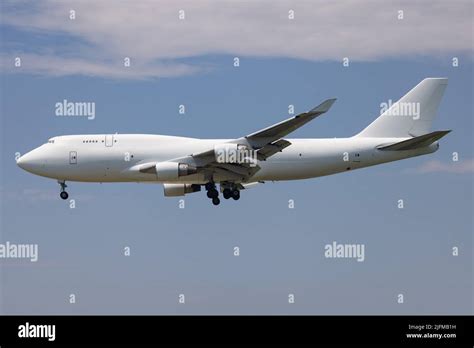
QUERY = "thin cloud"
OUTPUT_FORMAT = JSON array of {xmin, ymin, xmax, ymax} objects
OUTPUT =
[
  {"xmin": 0, "ymin": 54, "xmax": 202, "ymax": 80},
  {"xmin": 1, "ymin": 0, "xmax": 473, "ymax": 79},
  {"xmin": 414, "ymin": 159, "xmax": 474, "ymax": 174}
]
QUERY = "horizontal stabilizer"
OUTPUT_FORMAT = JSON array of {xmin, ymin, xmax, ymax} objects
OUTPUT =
[{"xmin": 377, "ymin": 130, "xmax": 451, "ymax": 151}]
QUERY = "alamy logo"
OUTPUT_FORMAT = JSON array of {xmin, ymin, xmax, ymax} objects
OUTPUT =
[
  {"xmin": 380, "ymin": 99, "xmax": 420, "ymax": 120},
  {"xmin": 55, "ymin": 99, "xmax": 95, "ymax": 120},
  {"xmin": 215, "ymin": 144, "xmax": 258, "ymax": 167},
  {"xmin": 18, "ymin": 322, "xmax": 55, "ymax": 341},
  {"xmin": 0, "ymin": 241, "xmax": 38, "ymax": 262},
  {"xmin": 324, "ymin": 241, "xmax": 365, "ymax": 262}
]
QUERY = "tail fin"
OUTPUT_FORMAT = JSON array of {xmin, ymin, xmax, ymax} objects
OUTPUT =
[{"xmin": 356, "ymin": 78, "xmax": 448, "ymax": 138}]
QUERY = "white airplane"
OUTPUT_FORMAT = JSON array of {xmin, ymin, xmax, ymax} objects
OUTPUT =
[{"xmin": 17, "ymin": 78, "xmax": 450, "ymax": 205}]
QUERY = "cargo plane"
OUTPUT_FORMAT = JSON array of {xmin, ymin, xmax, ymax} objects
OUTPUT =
[{"xmin": 17, "ymin": 78, "xmax": 450, "ymax": 205}]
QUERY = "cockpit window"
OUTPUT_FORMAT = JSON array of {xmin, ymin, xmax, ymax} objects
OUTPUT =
[{"xmin": 47, "ymin": 138, "xmax": 55, "ymax": 144}]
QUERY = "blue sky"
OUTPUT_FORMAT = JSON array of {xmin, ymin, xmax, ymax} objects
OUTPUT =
[{"xmin": 0, "ymin": 0, "xmax": 472, "ymax": 314}]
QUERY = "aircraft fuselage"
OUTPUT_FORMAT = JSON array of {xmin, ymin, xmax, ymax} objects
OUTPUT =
[{"xmin": 17, "ymin": 134, "xmax": 437, "ymax": 183}]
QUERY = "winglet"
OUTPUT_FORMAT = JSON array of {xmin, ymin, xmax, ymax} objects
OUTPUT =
[{"xmin": 308, "ymin": 98, "xmax": 337, "ymax": 115}]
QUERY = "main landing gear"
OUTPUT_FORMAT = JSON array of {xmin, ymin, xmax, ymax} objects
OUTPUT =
[
  {"xmin": 205, "ymin": 182, "xmax": 241, "ymax": 206},
  {"xmin": 205, "ymin": 182, "xmax": 220, "ymax": 206},
  {"xmin": 58, "ymin": 180, "xmax": 69, "ymax": 200},
  {"xmin": 223, "ymin": 188, "xmax": 240, "ymax": 200}
]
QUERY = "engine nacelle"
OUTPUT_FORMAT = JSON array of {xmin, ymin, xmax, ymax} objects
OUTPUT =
[
  {"xmin": 155, "ymin": 162, "xmax": 197, "ymax": 181},
  {"xmin": 214, "ymin": 143, "xmax": 255, "ymax": 164},
  {"xmin": 163, "ymin": 183, "xmax": 201, "ymax": 197}
]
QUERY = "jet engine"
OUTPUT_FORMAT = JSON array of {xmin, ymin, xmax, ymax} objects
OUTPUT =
[
  {"xmin": 163, "ymin": 183, "xmax": 201, "ymax": 197},
  {"xmin": 152, "ymin": 162, "xmax": 197, "ymax": 181}
]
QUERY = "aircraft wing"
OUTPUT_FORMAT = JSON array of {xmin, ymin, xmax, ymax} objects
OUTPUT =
[
  {"xmin": 165, "ymin": 98, "xmax": 336, "ymax": 181},
  {"xmin": 242, "ymin": 98, "xmax": 336, "ymax": 148},
  {"xmin": 189, "ymin": 149, "xmax": 261, "ymax": 182},
  {"xmin": 256, "ymin": 139, "xmax": 292, "ymax": 160}
]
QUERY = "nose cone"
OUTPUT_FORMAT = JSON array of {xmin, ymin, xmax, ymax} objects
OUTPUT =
[
  {"xmin": 17, "ymin": 152, "xmax": 34, "ymax": 172},
  {"xmin": 17, "ymin": 148, "xmax": 46, "ymax": 174}
]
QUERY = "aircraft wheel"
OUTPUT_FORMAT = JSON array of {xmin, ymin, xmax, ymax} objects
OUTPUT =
[
  {"xmin": 223, "ymin": 189, "xmax": 231, "ymax": 199},
  {"xmin": 207, "ymin": 189, "xmax": 218, "ymax": 199},
  {"xmin": 205, "ymin": 182, "xmax": 215, "ymax": 191},
  {"xmin": 60, "ymin": 191, "xmax": 69, "ymax": 200},
  {"xmin": 212, "ymin": 197, "xmax": 220, "ymax": 206},
  {"xmin": 231, "ymin": 190, "xmax": 240, "ymax": 200}
]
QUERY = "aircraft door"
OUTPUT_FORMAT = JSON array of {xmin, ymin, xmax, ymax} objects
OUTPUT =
[
  {"xmin": 105, "ymin": 134, "xmax": 114, "ymax": 147},
  {"xmin": 69, "ymin": 151, "xmax": 77, "ymax": 164},
  {"xmin": 351, "ymin": 152, "xmax": 361, "ymax": 163}
]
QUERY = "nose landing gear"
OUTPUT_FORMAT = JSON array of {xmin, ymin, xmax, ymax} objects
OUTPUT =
[{"xmin": 58, "ymin": 180, "xmax": 69, "ymax": 200}]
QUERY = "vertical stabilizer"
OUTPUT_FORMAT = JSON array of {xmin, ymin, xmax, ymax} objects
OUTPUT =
[{"xmin": 356, "ymin": 78, "xmax": 448, "ymax": 138}]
